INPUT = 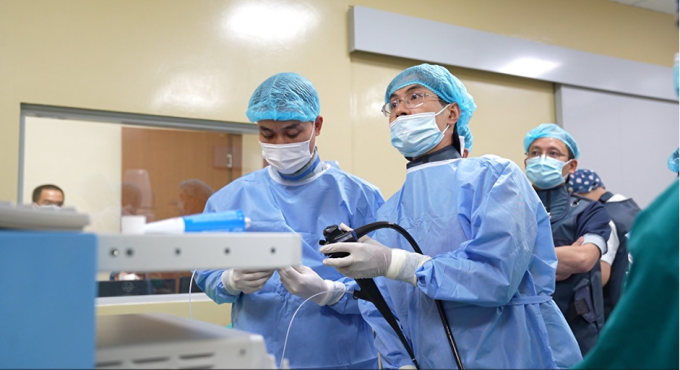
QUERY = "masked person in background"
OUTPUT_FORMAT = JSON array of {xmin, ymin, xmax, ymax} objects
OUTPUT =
[
  {"xmin": 523, "ymin": 123, "xmax": 612, "ymax": 356},
  {"xmin": 195, "ymin": 72, "xmax": 384, "ymax": 369},
  {"xmin": 566, "ymin": 169, "xmax": 640, "ymax": 320},
  {"xmin": 321, "ymin": 63, "xmax": 581, "ymax": 369}
]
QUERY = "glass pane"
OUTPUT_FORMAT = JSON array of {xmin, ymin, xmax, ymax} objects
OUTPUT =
[{"xmin": 23, "ymin": 116, "xmax": 262, "ymax": 296}]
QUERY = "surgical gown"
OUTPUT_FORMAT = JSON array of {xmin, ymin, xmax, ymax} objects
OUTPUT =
[
  {"xmin": 195, "ymin": 163, "xmax": 384, "ymax": 369},
  {"xmin": 359, "ymin": 155, "xmax": 582, "ymax": 369}
]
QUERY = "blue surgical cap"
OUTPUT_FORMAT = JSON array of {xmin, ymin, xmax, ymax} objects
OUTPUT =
[
  {"xmin": 458, "ymin": 124, "xmax": 474, "ymax": 151},
  {"xmin": 523, "ymin": 123, "xmax": 580, "ymax": 159},
  {"xmin": 566, "ymin": 169, "xmax": 604, "ymax": 194},
  {"xmin": 385, "ymin": 64, "xmax": 477, "ymax": 142},
  {"xmin": 246, "ymin": 72, "xmax": 320, "ymax": 123},
  {"xmin": 668, "ymin": 147, "xmax": 679, "ymax": 173}
]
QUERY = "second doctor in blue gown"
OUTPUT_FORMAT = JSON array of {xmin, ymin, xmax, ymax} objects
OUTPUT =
[
  {"xmin": 195, "ymin": 73, "xmax": 384, "ymax": 369},
  {"xmin": 321, "ymin": 64, "xmax": 582, "ymax": 369}
]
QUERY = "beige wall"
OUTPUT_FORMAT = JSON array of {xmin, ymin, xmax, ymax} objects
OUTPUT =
[
  {"xmin": 1, "ymin": 0, "xmax": 677, "ymax": 201},
  {"xmin": 355, "ymin": 0, "xmax": 678, "ymax": 67}
]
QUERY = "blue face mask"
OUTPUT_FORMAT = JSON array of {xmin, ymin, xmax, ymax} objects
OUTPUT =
[
  {"xmin": 526, "ymin": 155, "xmax": 571, "ymax": 190},
  {"xmin": 390, "ymin": 105, "xmax": 450, "ymax": 158}
]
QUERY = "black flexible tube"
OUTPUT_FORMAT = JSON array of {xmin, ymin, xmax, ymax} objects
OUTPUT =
[
  {"xmin": 352, "ymin": 222, "xmax": 465, "ymax": 370},
  {"xmin": 321, "ymin": 225, "xmax": 420, "ymax": 369},
  {"xmin": 354, "ymin": 279, "xmax": 420, "ymax": 369}
]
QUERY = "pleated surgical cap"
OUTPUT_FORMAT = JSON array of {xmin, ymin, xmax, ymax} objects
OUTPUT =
[
  {"xmin": 246, "ymin": 72, "xmax": 320, "ymax": 123},
  {"xmin": 524, "ymin": 123, "xmax": 580, "ymax": 159},
  {"xmin": 668, "ymin": 147, "xmax": 679, "ymax": 173}
]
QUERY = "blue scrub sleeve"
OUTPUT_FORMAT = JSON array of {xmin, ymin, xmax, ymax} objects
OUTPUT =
[
  {"xmin": 358, "ymin": 277, "xmax": 413, "ymax": 369},
  {"xmin": 416, "ymin": 164, "xmax": 540, "ymax": 306},
  {"xmin": 194, "ymin": 269, "xmax": 239, "ymax": 304}
]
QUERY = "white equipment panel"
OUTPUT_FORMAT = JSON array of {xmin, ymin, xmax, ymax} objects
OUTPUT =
[
  {"xmin": 0, "ymin": 201, "xmax": 90, "ymax": 231},
  {"xmin": 98, "ymin": 233, "xmax": 302, "ymax": 271},
  {"xmin": 96, "ymin": 313, "xmax": 279, "ymax": 369}
]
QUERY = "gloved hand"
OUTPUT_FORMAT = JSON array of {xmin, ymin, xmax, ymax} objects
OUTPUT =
[
  {"xmin": 320, "ymin": 237, "xmax": 392, "ymax": 279},
  {"xmin": 320, "ymin": 231, "xmax": 431, "ymax": 285},
  {"xmin": 278, "ymin": 265, "xmax": 346, "ymax": 306},
  {"xmin": 221, "ymin": 268, "xmax": 275, "ymax": 295},
  {"xmin": 319, "ymin": 224, "xmax": 432, "ymax": 285}
]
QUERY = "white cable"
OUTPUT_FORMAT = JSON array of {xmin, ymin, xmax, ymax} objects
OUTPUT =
[
  {"xmin": 279, "ymin": 290, "xmax": 354, "ymax": 369},
  {"xmin": 189, "ymin": 270, "xmax": 196, "ymax": 320},
  {"xmin": 186, "ymin": 274, "xmax": 352, "ymax": 368}
]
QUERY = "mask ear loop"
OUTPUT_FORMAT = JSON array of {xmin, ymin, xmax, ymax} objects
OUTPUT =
[
  {"xmin": 435, "ymin": 103, "xmax": 451, "ymax": 116},
  {"xmin": 307, "ymin": 121, "xmax": 316, "ymax": 140},
  {"xmin": 305, "ymin": 120, "xmax": 317, "ymax": 155},
  {"xmin": 562, "ymin": 159, "xmax": 575, "ymax": 183},
  {"xmin": 441, "ymin": 124, "xmax": 451, "ymax": 135},
  {"xmin": 437, "ymin": 104, "xmax": 454, "ymax": 150}
]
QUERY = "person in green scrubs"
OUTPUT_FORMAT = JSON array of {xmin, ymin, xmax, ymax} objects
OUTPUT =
[{"xmin": 572, "ymin": 179, "xmax": 679, "ymax": 369}]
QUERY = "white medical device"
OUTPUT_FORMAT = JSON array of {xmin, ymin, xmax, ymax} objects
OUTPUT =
[
  {"xmin": 96, "ymin": 313, "xmax": 278, "ymax": 369},
  {"xmin": 95, "ymin": 232, "xmax": 301, "ymax": 369}
]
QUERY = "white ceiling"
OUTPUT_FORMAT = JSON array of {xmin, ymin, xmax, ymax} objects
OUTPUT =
[{"xmin": 608, "ymin": 0, "xmax": 677, "ymax": 14}]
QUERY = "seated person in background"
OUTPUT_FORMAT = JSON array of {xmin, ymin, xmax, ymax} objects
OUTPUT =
[
  {"xmin": 32, "ymin": 184, "xmax": 64, "ymax": 207},
  {"xmin": 178, "ymin": 179, "xmax": 214, "ymax": 216},
  {"xmin": 121, "ymin": 182, "xmax": 142, "ymax": 216}
]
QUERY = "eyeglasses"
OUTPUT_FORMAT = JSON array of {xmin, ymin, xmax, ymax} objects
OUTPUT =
[
  {"xmin": 381, "ymin": 91, "xmax": 439, "ymax": 117},
  {"xmin": 41, "ymin": 201, "xmax": 64, "ymax": 207},
  {"xmin": 527, "ymin": 149, "xmax": 569, "ymax": 160}
]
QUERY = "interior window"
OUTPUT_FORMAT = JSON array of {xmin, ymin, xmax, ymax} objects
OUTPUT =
[{"xmin": 21, "ymin": 108, "xmax": 262, "ymax": 297}]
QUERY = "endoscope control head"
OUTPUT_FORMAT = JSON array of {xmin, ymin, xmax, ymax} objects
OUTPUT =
[{"xmin": 318, "ymin": 224, "xmax": 357, "ymax": 258}]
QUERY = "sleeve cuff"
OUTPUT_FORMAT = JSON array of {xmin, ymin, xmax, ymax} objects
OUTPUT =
[
  {"xmin": 318, "ymin": 280, "xmax": 346, "ymax": 306},
  {"xmin": 386, "ymin": 249, "xmax": 431, "ymax": 285},
  {"xmin": 583, "ymin": 233, "xmax": 607, "ymax": 256},
  {"xmin": 221, "ymin": 269, "xmax": 242, "ymax": 295}
]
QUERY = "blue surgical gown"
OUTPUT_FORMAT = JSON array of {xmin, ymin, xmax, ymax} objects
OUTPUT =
[
  {"xmin": 195, "ymin": 163, "xmax": 384, "ymax": 369},
  {"xmin": 359, "ymin": 156, "xmax": 582, "ymax": 369}
]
